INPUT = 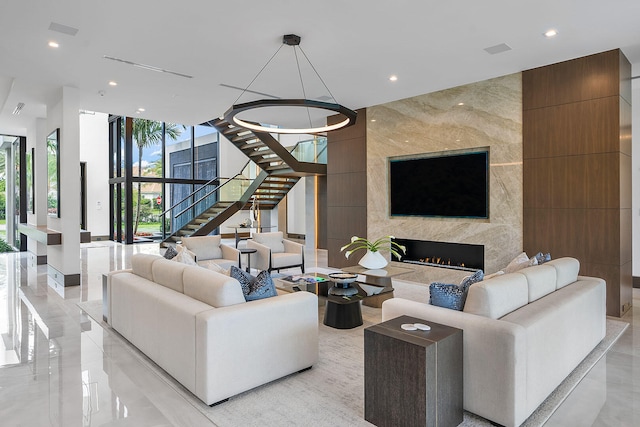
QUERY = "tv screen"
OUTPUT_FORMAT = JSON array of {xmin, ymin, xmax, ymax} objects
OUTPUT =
[{"xmin": 389, "ymin": 150, "xmax": 489, "ymax": 218}]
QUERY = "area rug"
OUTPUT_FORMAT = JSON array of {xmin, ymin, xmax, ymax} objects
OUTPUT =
[{"xmin": 77, "ymin": 278, "xmax": 628, "ymax": 427}]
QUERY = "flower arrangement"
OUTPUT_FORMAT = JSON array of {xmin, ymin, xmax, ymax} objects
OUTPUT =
[{"xmin": 340, "ymin": 236, "xmax": 406, "ymax": 260}]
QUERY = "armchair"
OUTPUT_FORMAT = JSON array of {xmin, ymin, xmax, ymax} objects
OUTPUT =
[
  {"xmin": 181, "ymin": 235, "xmax": 240, "ymax": 270},
  {"xmin": 246, "ymin": 232, "xmax": 305, "ymax": 273}
]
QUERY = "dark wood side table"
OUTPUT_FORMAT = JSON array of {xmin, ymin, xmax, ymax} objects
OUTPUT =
[
  {"xmin": 239, "ymin": 248, "xmax": 257, "ymax": 272},
  {"xmin": 364, "ymin": 315, "xmax": 463, "ymax": 427}
]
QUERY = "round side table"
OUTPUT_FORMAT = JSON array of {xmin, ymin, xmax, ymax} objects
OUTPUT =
[{"xmin": 239, "ymin": 248, "xmax": 257, "ymax": 272}]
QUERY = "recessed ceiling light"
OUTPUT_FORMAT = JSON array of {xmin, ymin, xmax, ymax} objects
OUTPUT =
[
  {"xmin": 108, "ymin": 81, "xmax": 118, "ymax": 86},
  {"xmin": 48, "ymin": 41, "xmax": 59, "ymax": 48},
  {"xmin": 135, "ymin": 111, "xmax": 141, "ymax": 114},
  {"xmin": 137, "ymin": 108, "xmax": 145, "ymax": 112},
  {"xmin": 370, "ymin": 119, "xmax": 376, "ymax": 122},
  {"xmin": 544, "ymin": 29, "xmax": 558, "ymax": 38},
  {"xmin": 457, "ymin": 102, "xmax": 464, "ymax": 106},
  {"xmin": 389, "ymin": 75, "xmax": 398, "ymax": 82}
]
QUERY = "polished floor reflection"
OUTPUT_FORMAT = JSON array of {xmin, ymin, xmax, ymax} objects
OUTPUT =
[{"xmin": 0, "ymin": 242, "xmax": 638, "ymax": 426}]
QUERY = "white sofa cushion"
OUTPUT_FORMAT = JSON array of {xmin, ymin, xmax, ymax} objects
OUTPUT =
[
  {"xmin": 200, "ymin": 258, "xmax": 236, "ymax": 271},
  {"xmin": 152, "ymin": 258, "xmax": 187, "ymax": 293},
  {"xmin": 183, "ymin": 265, "xmax": 245, "ymax": 308},
  {"xmin": 131, "ymin": 253, "xmax": 160, "ymax": 281},
  {"xmin": 517, "ymin": 264, "xmax": 557, "ymax": 302},
  {"xmin": 500, "ymin": 278, "xmax": 605, "ymax": 417},
  {"xmin": 253, "ymin": 232, "xmax": 285, "ymax": 253},
  {"xmin": 182, "ymin": 235, "xmax": 223, "ymax": 260},
  {"xmin": 464, "ymin": 273, "xmax": 529, "ymax": 319},
  {"xmin": 546, "ymin": 257, "xmax": 579, "ymax": 289}
]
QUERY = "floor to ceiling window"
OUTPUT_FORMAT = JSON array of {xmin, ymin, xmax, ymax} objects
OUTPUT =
[{"xmin": 108, "ymin": 117, "xmax": 219, "ymax": 244}]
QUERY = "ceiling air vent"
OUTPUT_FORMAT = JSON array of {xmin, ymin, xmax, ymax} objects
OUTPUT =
[{"xmin": 484, "ymin": 43, "xmax": 512, "ymax": 55}]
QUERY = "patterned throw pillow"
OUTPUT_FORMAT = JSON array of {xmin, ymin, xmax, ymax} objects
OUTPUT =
[
  {"xmin": 230, "ymin": 266, "xmax": 254, "ymax": 295},
  {"xmin": 245, "ymin": 270, "xmax": 278, "ymax": 302},
  {"xmin": 163, "ymin": 246, "xmax": 178, "ymax": 260},
  {"xmin": 429, "ymin": 283, "xmax": 467, "ymax": 310},
  {"xmin": 430, "ymin": 269, "xmax": 484, "ymax": 311},
  {"xmin": 229, "ymin": 266, "xmax": 277, "ymax": 301},
  {"xmin": 460, "ymin": 269, "xmax": 484, "ymax": 288},
  {"xmin": 534, "ymin": 252, "xmax": 552, "ymax": 264}
]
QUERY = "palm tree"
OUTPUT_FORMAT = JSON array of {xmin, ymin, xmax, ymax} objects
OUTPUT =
[{"xmin": 130, "ymin": 119, "xmax": 183, "ymax": 234}]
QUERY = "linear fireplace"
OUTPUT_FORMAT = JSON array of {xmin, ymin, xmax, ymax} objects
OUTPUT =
[{"xmin": 392, "ymin": 238, "xmax": 484, "ymax": 272}]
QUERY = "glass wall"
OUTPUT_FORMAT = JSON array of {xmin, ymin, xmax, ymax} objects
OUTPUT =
[{"xmin": 108, "ymin": 117, "xmax": 219, "ymax": 244}]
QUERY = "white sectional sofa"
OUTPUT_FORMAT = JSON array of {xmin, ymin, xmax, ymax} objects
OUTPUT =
[
  {"xmin": 382, "ymin": 257, "xmax": 606, "ymax": 427},
  {"xmin": 105, "ymin": 253, "xmax": 319, "ymax": 406}
]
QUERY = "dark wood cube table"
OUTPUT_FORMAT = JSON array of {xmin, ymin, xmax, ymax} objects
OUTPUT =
[{"xmin": 364, "ymin": 315, "xmax": 463, "ymax": 427}]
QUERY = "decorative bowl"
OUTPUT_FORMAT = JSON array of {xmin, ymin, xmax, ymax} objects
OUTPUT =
[{"xmin": 328, "ymin": 272, "xmax": 358, "ymax": 285}]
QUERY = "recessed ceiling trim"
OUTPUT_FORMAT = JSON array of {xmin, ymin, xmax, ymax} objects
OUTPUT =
[
  {"xmin": 49, "ymin": 22, "xmax": 79, "ymax": 36},
  {"xmin": 103, "ymin": 55, "xmax": 193, "ymax": 79},
  {"xmin": 219, "ymin": 83, "xmax": 280, "ymax": 99}
]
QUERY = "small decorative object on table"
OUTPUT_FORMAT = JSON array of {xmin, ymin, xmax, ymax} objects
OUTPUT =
[
  {"xmin": 328, "ymin": 272, "xmax": 359, "ymax": 296},
  {"xmin": 340, "ymin": 236, "xmax": 406, "ymax": 270}
]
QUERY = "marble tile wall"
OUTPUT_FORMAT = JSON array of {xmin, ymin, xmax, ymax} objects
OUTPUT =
[{"xmin": 366, "ymin": 73, "xmax": 522, "ymax": 275}]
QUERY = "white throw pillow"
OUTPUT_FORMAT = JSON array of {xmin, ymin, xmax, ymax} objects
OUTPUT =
[
  {"xmin": 503, "ymin": 252, "xmax": 531, "ymax": 273},
  {"xmin": 483, "ymin": 270, "xmax": 505, "ymax": 280},
  {"xmin": 172, "ymin": 244, "xmax": 197, "ymax": 265},
  {"xmin": 204, "ymin": 260, "xmax": 230, "ymax": 276}
]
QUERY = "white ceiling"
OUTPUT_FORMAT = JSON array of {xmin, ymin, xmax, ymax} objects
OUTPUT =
[{"xmin": 1, "ymin": 0, "xmax": 640, "ymax": 136}]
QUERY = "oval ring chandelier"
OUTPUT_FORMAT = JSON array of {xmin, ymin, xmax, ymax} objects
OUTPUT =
[{"xmin": 224, "ymin": 34, "xmax": 357, "ymax": 135}]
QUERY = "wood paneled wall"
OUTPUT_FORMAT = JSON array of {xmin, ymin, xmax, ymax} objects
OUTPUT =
[
  {"xmin": 327, "ymin": 109, "xmax": 367, "ymax": 268},
  {"xmin": 523, "ymin": 49, "xmax": 632, "ymax": 317}
]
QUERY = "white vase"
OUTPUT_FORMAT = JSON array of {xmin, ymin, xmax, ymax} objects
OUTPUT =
[{"xmin": 359, "ymin": 250, "xmax": 388, "ymax": 269}]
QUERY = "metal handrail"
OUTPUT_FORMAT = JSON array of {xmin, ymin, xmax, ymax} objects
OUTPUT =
[
  {"xmin": 174, "ymin": 172, "xmax": 251, "ymax": 219},
  {"xmin": 160, "ymin": 160, "xmax": 251, "ymax": 216}
]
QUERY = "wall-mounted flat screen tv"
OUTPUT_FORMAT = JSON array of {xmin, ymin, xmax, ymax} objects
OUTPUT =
[{"xmin": 389, "ymin": 149, "xmax": 489, "ymax": 218}]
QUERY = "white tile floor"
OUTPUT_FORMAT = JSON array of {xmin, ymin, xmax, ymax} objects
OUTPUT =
[{"xmin": 0, "ymin": 241, "xmax": 637, "ymax": 426}]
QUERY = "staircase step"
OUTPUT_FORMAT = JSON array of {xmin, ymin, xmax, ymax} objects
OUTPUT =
[
  {"xmin": 255, "ymin": 189, "xmax": 288, "ymax": 194},
  {"xmin": 248, "ymin": 149, "xmax": 275, "ymax": 158},
  {"xmin": 266, "ymin": 164, "xmax": 292, "ymax": 171},
  {"xmin": 242, "ymin": 141, "xmax": 266, "ymax": 150},
  {"xmin": 211, "ymin": 118, "xmax": 227, "ymax": 128},
  {"xmin": 231, "ymin": 134, "xmax": 260, "ymax": 144}
]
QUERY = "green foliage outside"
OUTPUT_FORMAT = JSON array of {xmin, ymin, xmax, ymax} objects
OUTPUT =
[
  {"xmin": 0, "ymin": 238, "xmax": 14, "ymax": 253},
  {"xmin": 128, "ymin": 119, "xmax": 184, "ymax": 235},
  {"xmin": 0, "ymin": 179, "xmax": 5, "ymax": 220}
]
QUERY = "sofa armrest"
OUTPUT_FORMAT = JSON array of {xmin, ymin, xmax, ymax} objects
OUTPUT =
[
  {"xmin": 283, "ymin": 239, "xmax": 304, "ymax": 254},
  {"xmin": 105, "ymin": 269, "xmax": 132, "ymax": 325},
  {"xmin": 195, "ymin": 291, "xmax": 319, "ymax": 404},
  {"xmin": 220, "ymin": 243, "xmax": 240, "ymax": 264},
  {"xmin": 246, "ymin": 239, "xmax": 271, "ymax": 271},
  {"xmin": 382, "ymin": 298, "xmax": 527, "ymax": 427}
]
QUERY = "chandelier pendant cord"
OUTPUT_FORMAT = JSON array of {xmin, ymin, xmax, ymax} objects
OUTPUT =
[
  {"xmin": 297, "ymin": 45, "xmax": 339, "ymax": 104},
  {"xmin": 221, "ymin": 34, "xmax": 357, "ymax": 135},
  {"xmin": 232, "ymin": 44, "xmax": 285, "ymax": 105},
  {"xmin": 293, "ymin": 46, "xmax": 314, "ymax": 129}
]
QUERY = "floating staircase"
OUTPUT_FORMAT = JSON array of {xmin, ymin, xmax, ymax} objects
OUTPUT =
[{"xmin": 161, "ymin": 118, "xmax": 325, "ymax": 245}]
